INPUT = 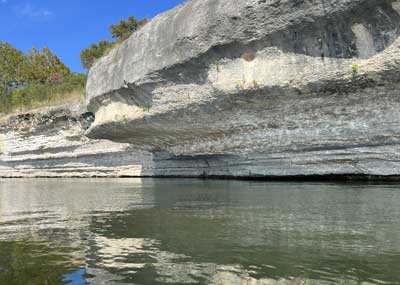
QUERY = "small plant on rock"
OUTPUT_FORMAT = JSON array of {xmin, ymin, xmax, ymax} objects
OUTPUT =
[
  {"xmin": 141, "ymin": 103, "xmax": 152, "ymax": 112},
  {"xmin": 352, "ymin": 63, "xmax": 360, "ymax": 75},
  {"xmin": 252, "ymin": 80, "xmax": 261, "ymax": 90},
  {"xmin": 235, "ymin": 79, "xmax": 246, "ymax": 90}
]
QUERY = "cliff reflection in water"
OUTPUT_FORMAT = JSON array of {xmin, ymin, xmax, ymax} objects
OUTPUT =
[{"xmin": 0, "ymin": 179, "xmax": 400, "ymax": 284}]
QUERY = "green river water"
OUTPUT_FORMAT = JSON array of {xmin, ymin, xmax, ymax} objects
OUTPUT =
[{"xmin": 0, "ymin": 179, "xmax": 399, "ymax": 284}]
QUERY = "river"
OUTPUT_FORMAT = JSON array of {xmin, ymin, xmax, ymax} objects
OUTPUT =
[{"xmin": 0, "ymin": 179, "xmax": 399, "ymax": 284}]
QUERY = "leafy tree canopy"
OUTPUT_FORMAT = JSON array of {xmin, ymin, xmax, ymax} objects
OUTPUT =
[
  {"xmin": 0, "ymin": 42, "xmax": 25, "ymax": 84},
  {"xmin": 109, "ymin": 16, "xmax": 148, "ymax": 42},
  {"xmin": 0, "ymin": 42, "xmax": 86, "ymax": 115},
  {"xmin": 23, "ymin": 47, "xmax": 70, "ymax": 84},
  {"xmin": 80, "ymin": 40, "xmax": 115, "ymax": 70},
  {"xmin": 0, "ymin": 42, "xmax": 70, "ymax": 90},
  {"xmin": 80, "ymin": 15, "xmax": 148, "ymax": 70}
]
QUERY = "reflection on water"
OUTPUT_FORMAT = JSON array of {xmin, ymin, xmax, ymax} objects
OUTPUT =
[{"xmin": 0, "ymin": 179, "xmax": 400, "ymax": 284}]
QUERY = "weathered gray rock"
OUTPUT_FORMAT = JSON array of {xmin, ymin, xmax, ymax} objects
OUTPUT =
[
  {"xmin": 84, "ymin": 0, "xmax": 400, "ymax": 178},
  {"xmin": 0, "ymin": 104, "xmax": 153, "ymax": 177},
  {"xmin": 3, "ymin": 0, "xmax": 400, "ymax": 178}
]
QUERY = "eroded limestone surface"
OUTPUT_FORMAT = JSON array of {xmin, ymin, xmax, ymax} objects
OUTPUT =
[
  {"xmin": 0, "ymin": 104, "xmax": 152, "ymax": 177},
  {"xmin": 2, "ymin": 0, "xmax": 400, "ymax": 178}
]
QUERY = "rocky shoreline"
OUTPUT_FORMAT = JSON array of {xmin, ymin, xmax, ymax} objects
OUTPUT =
[{"xmin": 2, "ymin": 0, "xmax": 400, "ymax": 179}]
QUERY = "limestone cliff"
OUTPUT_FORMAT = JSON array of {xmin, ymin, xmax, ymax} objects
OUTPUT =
[
  {"xmin": 0, "ymin": 104, "xmax": 152, "ymax": 177},
  {"xmin": 2, "ymin": 0, "xmax": 400, "ymax": 178}
]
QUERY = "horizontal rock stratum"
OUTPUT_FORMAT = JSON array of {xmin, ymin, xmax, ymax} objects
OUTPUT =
[{"xmin": 2, "ymin": 0, "xmax": 400, "ymax": 178}]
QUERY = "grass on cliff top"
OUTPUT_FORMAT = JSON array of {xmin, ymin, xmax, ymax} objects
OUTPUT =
[{"xmin": 0, "ymin": 73, "xmax": 86, "ymax": 117}]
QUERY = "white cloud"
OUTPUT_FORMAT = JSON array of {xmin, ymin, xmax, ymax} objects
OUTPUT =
[{"xmin": 14, "ymin": 3, "xmax": 53, "ymax": 19}]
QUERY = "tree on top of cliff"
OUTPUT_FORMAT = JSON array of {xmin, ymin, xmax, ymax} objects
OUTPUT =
[
  {"xmin": 0, "ymin": 42, "xmax": 70, "ymax": 89},
  {"xmin": 0, "ymin": 42, "xmax": 25, "ymax": 85},
  {"xmin": 23, "ymin": 47, "xmax": 70, "ymax": 84},
  {"xmin": 0, "ymin": 42, "xmax": 81, "ymax": 115},
  {"xmin": 80, "ymin": 15, "xmax": 148, "ymax": 70},
  {"xmin": 109, "ymin": 16, "xmax": 148, "ymax": 43},
  {"xmin": 80, "ymin": 40, "xmax": 115, "ymax": 71}
]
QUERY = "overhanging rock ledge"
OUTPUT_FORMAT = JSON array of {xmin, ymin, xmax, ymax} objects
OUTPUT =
[{"xmin": 3, "ymin": 0, "xmax": 400, "ymax": 178}]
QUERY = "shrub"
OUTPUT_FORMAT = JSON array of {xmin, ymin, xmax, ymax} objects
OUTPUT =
[{"xmin": 0, "ymin": 73, "xmax": 87, "ymax": 116}]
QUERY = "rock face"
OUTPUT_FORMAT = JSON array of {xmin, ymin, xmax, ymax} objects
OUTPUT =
[
  {"xmin": 3, "ymin": 0, "xmax": 400, "ymax": 178},
  {"xmin": 0, "ymin": 104, "xmax": 152, "ymax": 177}
]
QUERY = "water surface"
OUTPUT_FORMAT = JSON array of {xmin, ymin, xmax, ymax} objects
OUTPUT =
[{"xmin": 0, "ymin": 179, "xmax": 399, "ymax": 284}]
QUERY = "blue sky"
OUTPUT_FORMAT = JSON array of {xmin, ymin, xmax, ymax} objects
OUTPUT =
[{"xmin": 0, "ymin": 0, "xmax": 186, "ymax": 73}]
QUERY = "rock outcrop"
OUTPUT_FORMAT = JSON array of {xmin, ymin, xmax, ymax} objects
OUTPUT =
[
  {"xmin": 3, "ymin": 0, "xmax": 400, "ymax": 178},
  {"xmin": 0, "ymin": 104, "xmax": 152, "ymax": 177}
]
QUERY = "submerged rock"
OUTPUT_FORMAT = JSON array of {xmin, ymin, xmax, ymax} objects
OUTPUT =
[{"xmin": 2, "ymin": 0, "xmax": 400, "ymax": 178}]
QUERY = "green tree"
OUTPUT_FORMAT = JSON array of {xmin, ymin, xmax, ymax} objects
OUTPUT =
[
  {"xmin": 22, "ymin": 47, "xmax": 70, "ymax": 84},
  {"xmin": 0, "ymin": 42, "xmax": 84, "ymax": 116},
  {"xmin": 80, "ymin": 15, "xmax": 148, "ymax": 70},
  {"xmin": 80, "ymin": 40, "xmax": 115, "ymax": 70},
  {"xmin": 109, "ymin": 16, "xmax": 148, "ymax": 42},
  {"xmin": 0, "ymin": 42, "xmax": 26, "ymax": 93}
]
